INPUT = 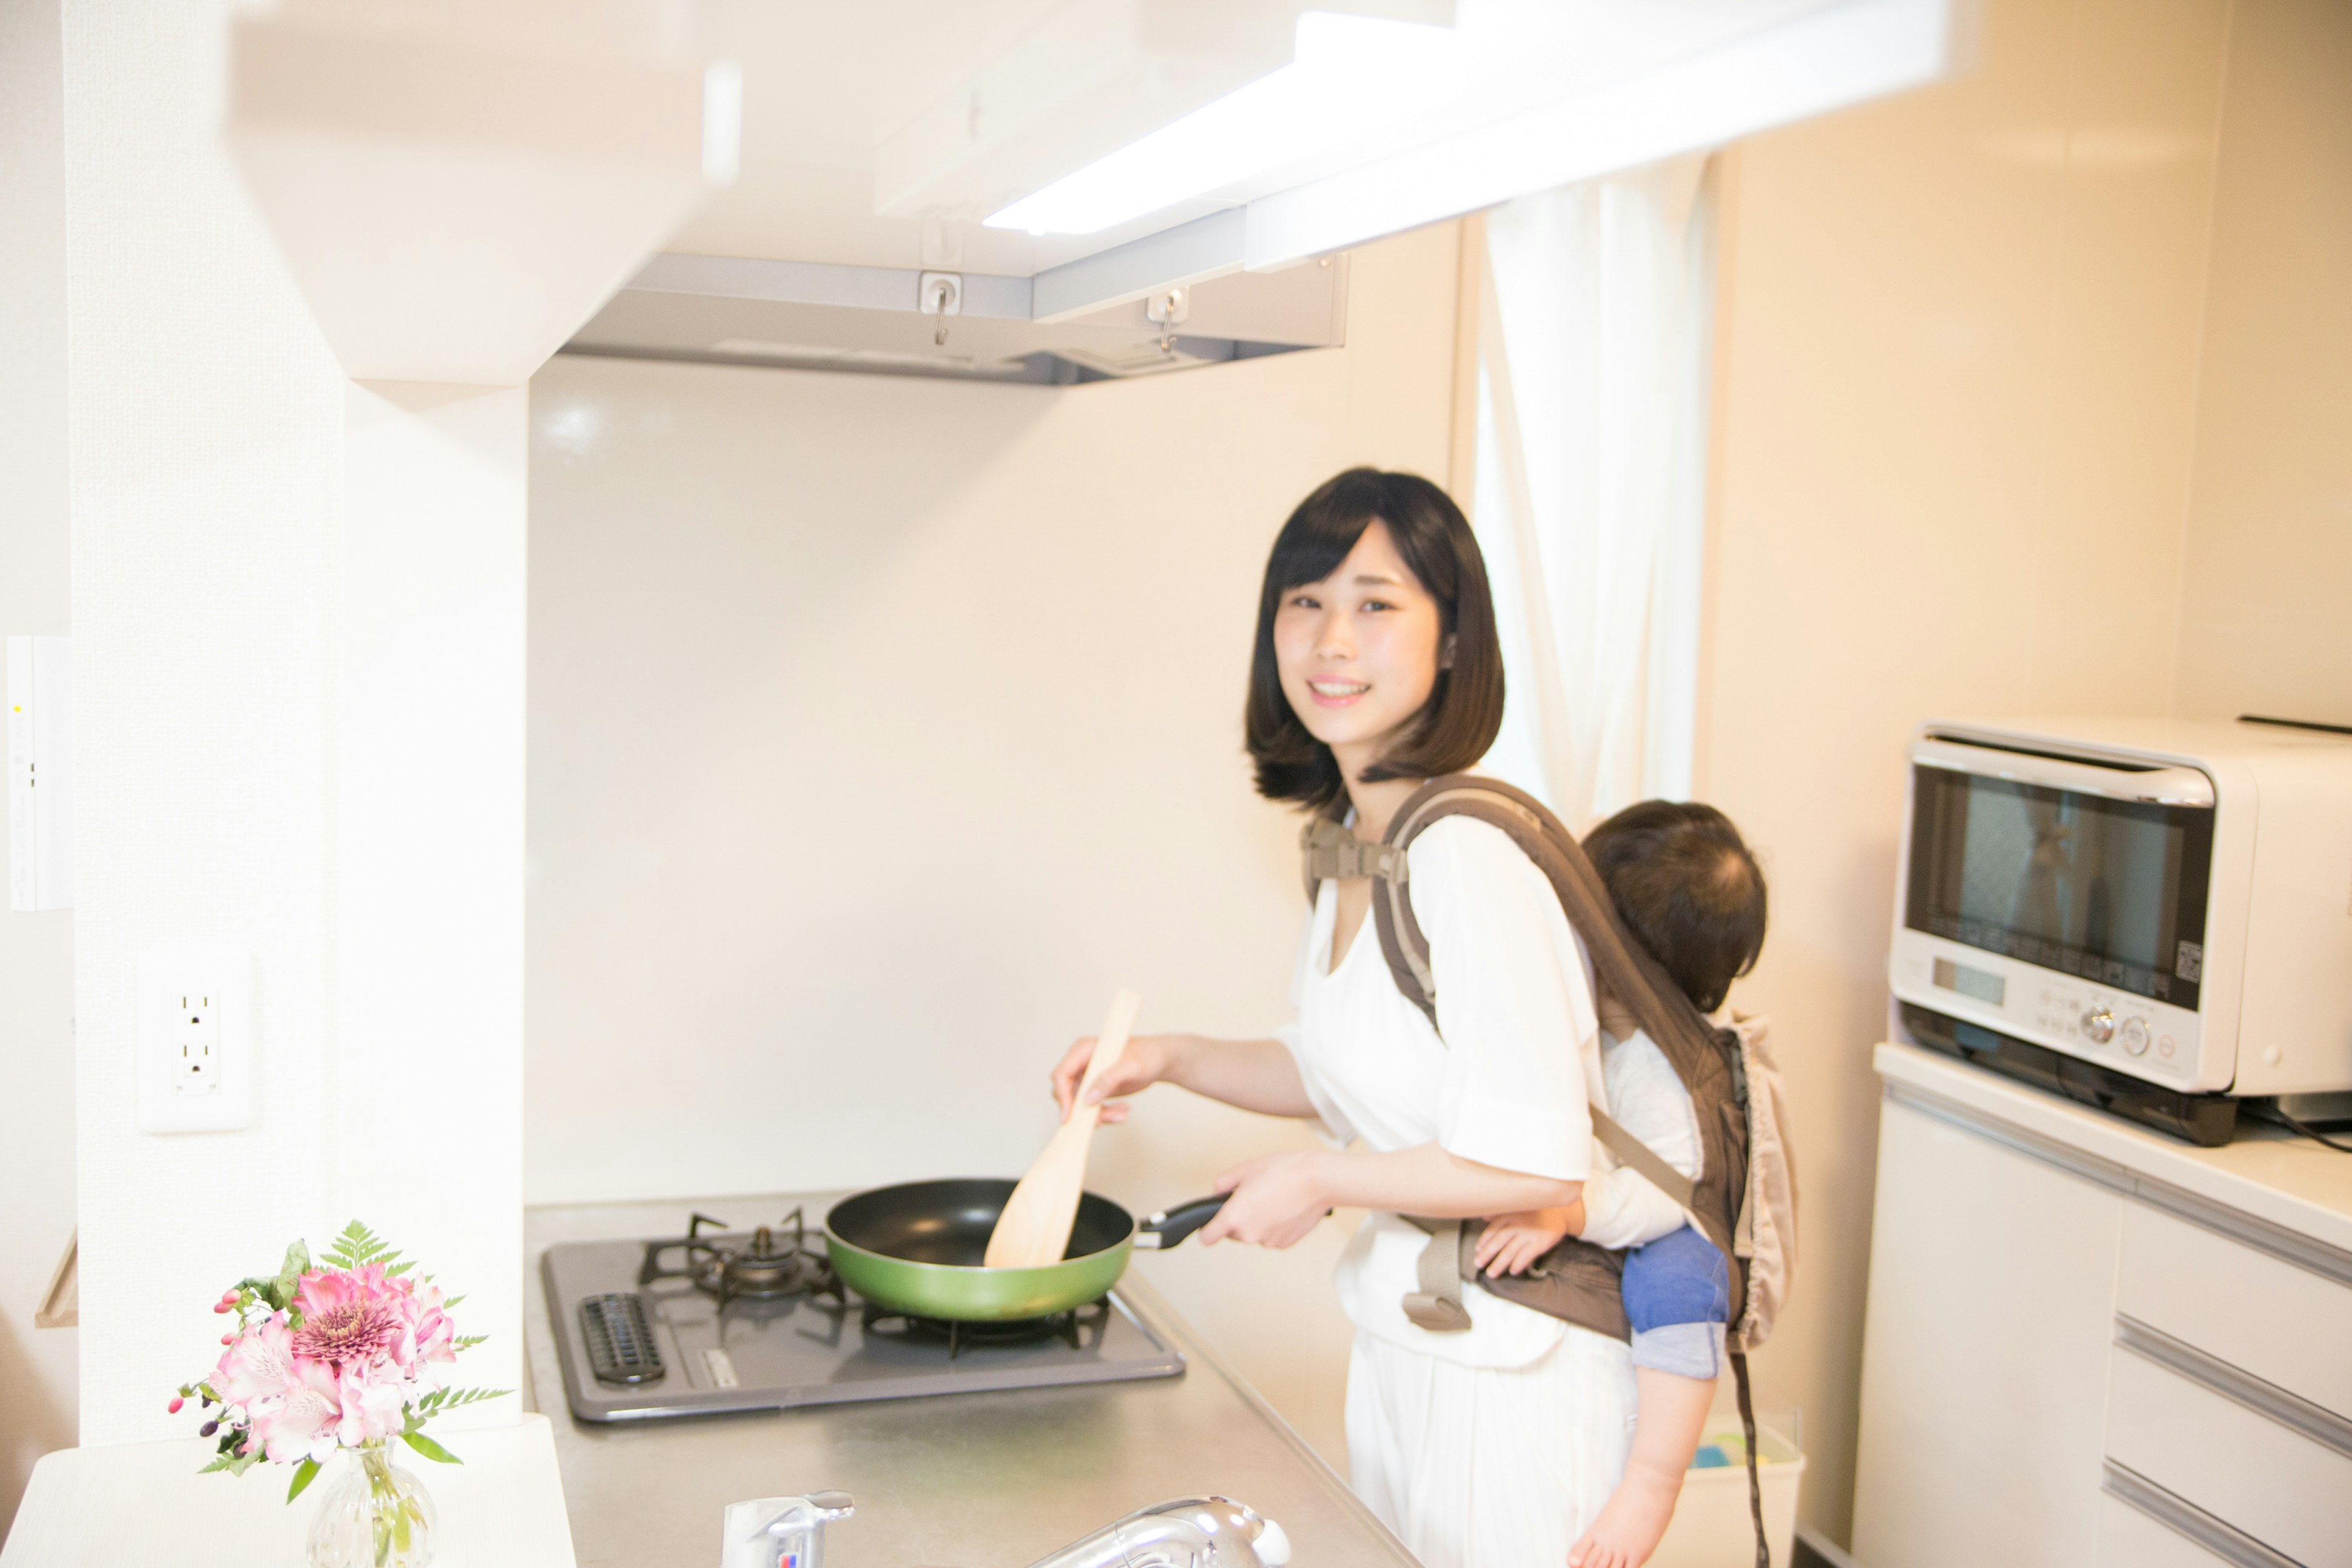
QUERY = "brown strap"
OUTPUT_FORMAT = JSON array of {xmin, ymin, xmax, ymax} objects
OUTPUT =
[
  {"xmin": 1591, "ymin": 1107, "xmax": 1697, "ymax": 1210},
  {"xmin": 1351, "ymin": 776, "xmax": 1750, "ymax": 1316},
  {"xmin": 1400, "ymin": 1218, "xmax": 1473, "ymax": 1332},
  {"xmin": 1302, "ymin": 815, "xmax": 1408, "ymax": 889},
  {"xmin": 1733, "ymin": 1352, "xmax": 1768, "ymax": 1568}
]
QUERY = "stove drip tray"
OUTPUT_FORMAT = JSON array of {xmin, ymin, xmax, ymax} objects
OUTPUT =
[{"xmin": 543, "ymin": 1229, "xmax": 1185, "ymax": 1423}]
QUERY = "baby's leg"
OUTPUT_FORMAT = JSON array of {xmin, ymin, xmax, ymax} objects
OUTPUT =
[
  {"xmin": 1569, "ymin": 1226, "xmax": 1732, "ymax": 1568},
  {"xmin": 1567, "ymin": 1369, "xmax": 1714, "ymax": 1568}
]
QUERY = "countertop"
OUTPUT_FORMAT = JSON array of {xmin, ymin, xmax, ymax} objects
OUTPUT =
[
  {"xmin": 1875, "ymin": 1042, "xmax": 2352, "ymax": 1259},
  {"xmin": 0, "ymin": 1415, "xmax": 576, "ymax": 1567},
  {"xmin": 522, "ymin": 1196, "xmax": 1420, "ymax": 1568}
]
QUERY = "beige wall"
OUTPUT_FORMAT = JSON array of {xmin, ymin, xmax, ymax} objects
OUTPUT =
[
  {"xmin": 1696, "ymin": 0, "xmax": 2234, "ymax": 1541},
  {"xmin": 524, "ymin": 222, "xmax": 1465, "ymax": 1468},
  {"xmin": 0, "ymin": 0, "xmax": 78, "ymax": 1534},
  {"xmin": 2173, "ymin": 0, "xmax": 2352, "ymax": 726}
]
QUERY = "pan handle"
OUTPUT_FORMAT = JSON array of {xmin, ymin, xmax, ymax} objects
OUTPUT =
[{"xmin": 1133, "ymin": 1194, "xmax": 1230, "ymax": 1250}]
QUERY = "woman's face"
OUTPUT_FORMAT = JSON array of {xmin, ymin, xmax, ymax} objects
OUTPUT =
[{"xmin": 1272, "ymin": 520, "xmax": 1447, "ymax": 766}]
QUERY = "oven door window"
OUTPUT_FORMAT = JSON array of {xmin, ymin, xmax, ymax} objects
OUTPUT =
[{"xmin": 1906, "ymin": 766, "xmax": 2213, "ymax": 1009}]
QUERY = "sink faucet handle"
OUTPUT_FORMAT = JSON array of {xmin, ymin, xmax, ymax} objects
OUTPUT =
[{"xmin": 726, "ymin": 1491, "xmax": 856, "ymax": 1568}]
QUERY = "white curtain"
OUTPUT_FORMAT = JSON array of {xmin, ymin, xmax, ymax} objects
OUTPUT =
[{"xmin": 1471, "ymin": 156, "xmax": 1717, "ymax": 833}]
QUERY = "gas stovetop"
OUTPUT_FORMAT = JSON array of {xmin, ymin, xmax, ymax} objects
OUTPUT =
[{"xmin": 541, "ymin": 1207, "xmax": 1186, "ymax": 1422}]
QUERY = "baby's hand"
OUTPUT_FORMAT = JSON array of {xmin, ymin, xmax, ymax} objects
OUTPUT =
[{"xmin": 1474, "ymin": 1208, "xmax": 1575, "ymax": 1277}]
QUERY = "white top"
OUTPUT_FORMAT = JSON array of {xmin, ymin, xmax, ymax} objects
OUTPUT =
[
  {"xmin": 1282, "ymin": 816, "xmax": 1604, "ymax": 1368},
  {"xmin": 1577, "ymin": 1028, "xmax": 1704, "ymax": 1251}
]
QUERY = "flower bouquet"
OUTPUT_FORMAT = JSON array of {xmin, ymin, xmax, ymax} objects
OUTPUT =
[{"xmin": 172, "ymin": 1222, "xmax": 505, "ymax": 1568}]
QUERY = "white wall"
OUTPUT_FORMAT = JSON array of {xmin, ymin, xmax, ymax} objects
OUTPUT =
[
  {"xmin": 0, "ymin": 0, "xmax": 78, "ymax": 1533},
  {"xmin": 62, "ymin": 0, "xmax": 526, "ymax": 1450},
  {"xmin": 2171, "ymin": 0, "xmax": 2352, "ymax": 725},
  {"xmin": 524, "ymin": 224, "xmax": 1465, "ymax": 1467},
  {"xmin": 1690, "ymin": 0, "xmax": 2350, "ymax": 1544}
]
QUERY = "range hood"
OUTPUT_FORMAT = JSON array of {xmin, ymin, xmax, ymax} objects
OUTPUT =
[{"xmin": 562, "ymin": 249, "xmax": 1348, "ymax": 384}]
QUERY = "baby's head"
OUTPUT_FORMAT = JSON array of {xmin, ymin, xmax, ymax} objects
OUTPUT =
[{"xmin": 1583, "ymin": 800, "xmax": 1767, "ymax": 1015}]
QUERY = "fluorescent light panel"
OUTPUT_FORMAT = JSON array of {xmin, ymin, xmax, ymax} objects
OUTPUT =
[{"xmin": 985, "ymin": 12, "xmax": 1467, "ymax": 238}]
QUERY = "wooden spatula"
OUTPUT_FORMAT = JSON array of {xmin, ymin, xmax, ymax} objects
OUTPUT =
[{"xmin": 984, "ymin": 987, "xmax": 1142, "ymax": 1270}]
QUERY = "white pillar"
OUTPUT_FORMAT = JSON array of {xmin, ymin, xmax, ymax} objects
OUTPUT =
[{"xmin": 64, "ymin": 4, "xmax": 526, "ymax": 1446}]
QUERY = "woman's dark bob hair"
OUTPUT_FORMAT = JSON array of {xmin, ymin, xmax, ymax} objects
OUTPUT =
[{"xmin": 1245, "ymin": 467, "xmax": 1504, "ymax": 815}]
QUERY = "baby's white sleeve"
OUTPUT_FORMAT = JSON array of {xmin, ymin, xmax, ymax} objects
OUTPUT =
[{"xmin": 1575, "ymin": 1164, "xmax": 1689, "ymax": 1250}]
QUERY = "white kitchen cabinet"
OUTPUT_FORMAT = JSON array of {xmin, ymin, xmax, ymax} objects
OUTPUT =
[
  {"xmin": 1850, "ymin": 1099, "xmax": 2124, "ymax": 1567},
  {"xmin": 1852, "ymin": 1046, "xmax": 2352, "ymax": 1568}
]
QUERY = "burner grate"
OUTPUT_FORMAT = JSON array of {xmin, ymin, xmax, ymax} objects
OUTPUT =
[
  {"xmin": 579, "ymin": 1292, "xmax": 665, "ymax": 1385},
  {"xmin": 638, "ymin": 1207, "xmax": 842, "ymax": 1308},
  {"xmin": 859, "ymin": 1295, "xmax": 1111, "ymax": 1359}
]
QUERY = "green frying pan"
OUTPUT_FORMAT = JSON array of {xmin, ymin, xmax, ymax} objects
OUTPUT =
[{"xmin": 823, "ymin": 1178, "xmax": 1227, "ymax": 1322}]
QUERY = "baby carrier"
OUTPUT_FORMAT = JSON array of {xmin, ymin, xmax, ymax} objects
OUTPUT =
[{"xmin": 1303, "ymin": 775, "xmax": 1798, "ymax": 1568}]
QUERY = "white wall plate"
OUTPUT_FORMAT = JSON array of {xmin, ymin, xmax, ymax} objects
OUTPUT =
[{"xmin": 136, "ymin": 946, "xmax": 257, "ymax": 1133}]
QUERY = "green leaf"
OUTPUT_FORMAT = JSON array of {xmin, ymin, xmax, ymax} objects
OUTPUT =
[
  {"xmin": 400, "ymin": 1431, "xmax": 462, "ymax": 1466},
  {"xmin": 453, "ymin": 1335, "xmax": 488, "ymax": 1351},
  {"xmin": 323, "ymin": 1219, "xmax": 406, "ymax": 1276},
  {"xmin": 285, "ymin": 1457, "xmax": 322, "ymax": 1502},
  {"xmin": 198, "ymin": 1454, "xmax": 240, "ymax": 1475}
]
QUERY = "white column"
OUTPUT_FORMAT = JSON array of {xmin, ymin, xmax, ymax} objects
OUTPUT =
[{"xmin": 64, "ymin": 2, "xmax": 527, "ymax": 1446}]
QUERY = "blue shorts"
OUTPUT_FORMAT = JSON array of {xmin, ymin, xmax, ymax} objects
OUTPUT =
[{"xmin": 1623, "ymin": 1223, "xmax": 1729, "ymax": 1380}]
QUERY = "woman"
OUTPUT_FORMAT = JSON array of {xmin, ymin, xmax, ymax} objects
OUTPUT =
[{"xmin": 1049, "ymin": 468, "xmax": 1635, "ymax": 1568}]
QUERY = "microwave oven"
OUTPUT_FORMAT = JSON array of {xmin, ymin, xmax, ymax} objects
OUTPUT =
[{"xmin": 1889, "ymin": 717, "xmax": 2352, "ymax": 1145}]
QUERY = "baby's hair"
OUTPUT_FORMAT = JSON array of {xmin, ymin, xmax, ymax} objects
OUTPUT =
[{"xmin": 1583, "ymin": 800, "xmax": 1766, "ymax": 1014}]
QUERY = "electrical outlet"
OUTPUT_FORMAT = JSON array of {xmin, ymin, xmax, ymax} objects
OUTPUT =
[
  {"xmin": 173, "ymin": 989, "xmax": 222, "ymax": 1091},
  {"xmin": 138, "ymin": 946, "xmax": 255, "ymax": 1133}
]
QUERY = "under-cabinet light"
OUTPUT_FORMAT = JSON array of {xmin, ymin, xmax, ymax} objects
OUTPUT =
[{"xmin": 984, "ymin": 11, "xmax": 1467, "ymax": 238}]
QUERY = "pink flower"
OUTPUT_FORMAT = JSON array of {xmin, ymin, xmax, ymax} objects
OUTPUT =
[
  {"xmin": 291, "ymin": 1266, "xmax": 408, "ymax": 1372},
  {"xmin": 249, "ymin": 1360, "xmax": 345, "ymax": 1466},
  {"xmin": 333, "ymin": 1364, "xmax": 410, "ymax": 1447},
  {"xmin": 213, "ymin": 1313, "xmax": 300, "ymax": 1408}
]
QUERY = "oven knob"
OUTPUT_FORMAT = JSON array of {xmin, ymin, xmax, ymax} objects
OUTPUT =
[
  {"xmin": 2119, "ymin": 1017, "xmax": 2150, "ymax": 1055},
  {"xmin": 2082, "ymin": 1008, "xmax": 2116, "ymax": 1044}
]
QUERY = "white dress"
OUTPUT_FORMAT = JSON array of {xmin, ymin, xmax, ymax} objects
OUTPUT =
[{"xmin": 1279, "ymin": 816, "xmax": 1638, "ymax": 1568}]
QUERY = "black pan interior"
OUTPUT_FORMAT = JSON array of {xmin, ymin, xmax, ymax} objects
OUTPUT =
[{"xmin": 827, "ymin": 1178, "xmax": 1134, "ymax": 1266}]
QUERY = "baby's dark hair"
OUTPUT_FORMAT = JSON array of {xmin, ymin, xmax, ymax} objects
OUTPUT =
[{"xmin": 1583, "ymin": 800, "xmax": 1766, "ymax": 1014}]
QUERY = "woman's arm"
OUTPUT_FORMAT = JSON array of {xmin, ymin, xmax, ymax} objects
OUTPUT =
[
  {"xmin": 1197, "ymin": 1144, "xmax": 1583, "ymax": 1249},
  {"xmin": 1050, "ymin": 1033, "xmax": 1317, "ymax": 1123}
]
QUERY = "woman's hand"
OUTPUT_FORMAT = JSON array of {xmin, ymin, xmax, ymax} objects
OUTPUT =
[
  {"xmin": 1472, "ymin": 1205, "xmax": 1579, "ymax": 1277},
  {"xmin": 1049, "ymin": 1033, "xmax": 1183, "ymax": 1125},
  {"xmin": 1196, "ymin": 1152, "xmax": 1333, "ymax": 1250}
]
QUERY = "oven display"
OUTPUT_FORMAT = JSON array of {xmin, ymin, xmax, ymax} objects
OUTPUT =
[{"xmin": 1907, "ymin": 766, "xmax": 2213, "ymax": 1009}]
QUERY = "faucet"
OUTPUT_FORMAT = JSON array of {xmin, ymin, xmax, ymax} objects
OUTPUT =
[
  {"xmin": 720, "ymin": 1490, "xmax": 855, "ymax": 1568},
  {"xmin": 1020, "ymin": 1496, "xmax": 1292, "ymax": 1568}
]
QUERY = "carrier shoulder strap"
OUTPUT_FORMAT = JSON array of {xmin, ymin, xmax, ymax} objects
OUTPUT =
[
  {"xmin": 1306, "ymin": 778, "xmax": 1765, "ymax": 1568},
  {"xmin": 1305, "ymin": 777, "xmax": 1740, "ymax": 1253}
]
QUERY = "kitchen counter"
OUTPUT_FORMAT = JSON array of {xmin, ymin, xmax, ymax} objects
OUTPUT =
[
  {"xmin": 1875, "ymin": 1041, "xmax": 2352, "ymax": 1256},
  {"xmin": 523, "ymin": 1196, "xmax": 1419, "ymax": 1568}
]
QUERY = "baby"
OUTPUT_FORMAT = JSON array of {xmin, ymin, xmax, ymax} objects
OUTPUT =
[{"xmin": 1472, "ymin": 800, "xmax": 1768, "ymax": 1568}]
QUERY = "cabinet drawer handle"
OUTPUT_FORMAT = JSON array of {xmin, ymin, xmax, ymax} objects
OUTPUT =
[
  {"xmin": 2116, "ymin": 1314, "xmax": 2352, "ymax": 1461},
  {"xmin": 2101, "ymin": 1461, "xmax": 2300, "ymax": 1568}
]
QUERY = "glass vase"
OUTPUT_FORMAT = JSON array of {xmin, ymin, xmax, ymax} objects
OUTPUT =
[{"xmin": 305, "ymin": 1441, "xmax": 437, "ymax": 1568}]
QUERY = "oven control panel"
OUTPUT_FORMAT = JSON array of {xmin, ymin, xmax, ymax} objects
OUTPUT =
[{"xmin": 1890, "ymin": 928, "xmax": 2215, "ymax": 1090}]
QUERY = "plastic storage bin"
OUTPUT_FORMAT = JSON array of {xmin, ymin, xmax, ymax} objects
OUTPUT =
[{"xmin": 1649, "ymin": 1417, "xmax": 1804, "ymax": 1567}]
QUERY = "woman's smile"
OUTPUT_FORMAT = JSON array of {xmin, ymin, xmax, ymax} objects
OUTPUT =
[{"xmin": 1306, "ymin": 677, "xmax": 1372, "ymax": 707}]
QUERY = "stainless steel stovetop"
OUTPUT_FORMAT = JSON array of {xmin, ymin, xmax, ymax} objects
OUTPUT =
[{"xmin": 541, "ymin": 1207, "xmax": 1186, "ymax": 1422}]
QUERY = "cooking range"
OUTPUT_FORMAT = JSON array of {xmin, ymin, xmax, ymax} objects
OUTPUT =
[{"xmin": 542, "ymin": 1206, "xmax": 1186, "ymax": 1422}]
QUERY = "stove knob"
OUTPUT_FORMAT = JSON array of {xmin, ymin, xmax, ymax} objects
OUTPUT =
[
  {"xmin": 2082, "ymin": 1008, "xmax": 2116, "ymax": 1044},
  {"xmin": 2120, "ymin": 1017, "xmax": 2150, "ymax": 1056}
]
